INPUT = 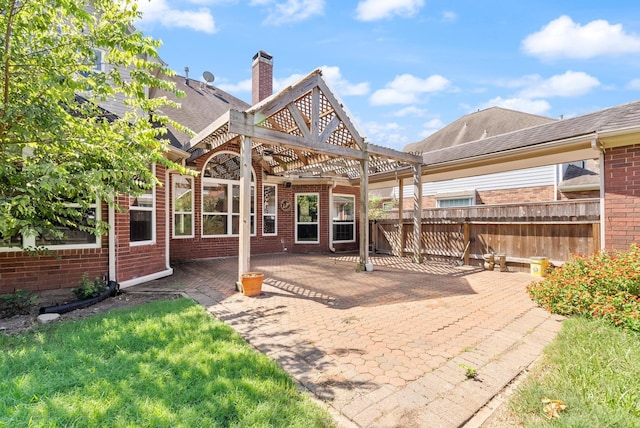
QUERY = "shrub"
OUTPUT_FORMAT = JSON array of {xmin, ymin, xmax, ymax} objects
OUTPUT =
[
  {"xmin": 527, "ymin": 244, "xmax": 640, "ymax": 332},
  {"xmin": 72, "ymin": 273, "xmax": 107, "ymax": 300},
  {"xmin": 0, "ymin": 289, "xmax": 38, "ymax": 317}
]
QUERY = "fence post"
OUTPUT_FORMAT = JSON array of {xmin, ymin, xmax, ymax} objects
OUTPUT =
[{"xmin": 463, "ymin": 222, "xmax": 470, "ymax": 265}]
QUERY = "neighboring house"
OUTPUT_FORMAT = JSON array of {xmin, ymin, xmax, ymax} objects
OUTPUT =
[
  {"xmin": 372, "ymin": 107, "xmax": 600, "ymax": 210},
  {"xmin": 370, "ymin": 100, "xmax": 640, "ymax": 252}
]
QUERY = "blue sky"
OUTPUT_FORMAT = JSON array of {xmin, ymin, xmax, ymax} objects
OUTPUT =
[{"xmin": 135, "ymin": 0, "xmax": 640, "ymax": 151}]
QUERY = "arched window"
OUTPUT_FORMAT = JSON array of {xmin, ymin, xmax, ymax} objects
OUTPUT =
[{"xmin": 202, "ymin": 152, "xmax": 255, "ymax": 237}]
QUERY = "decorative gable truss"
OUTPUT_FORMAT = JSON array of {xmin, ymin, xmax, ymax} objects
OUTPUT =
[{"xmin": 187, "ymin": 69, "xmax": 421, "ymax": 178}]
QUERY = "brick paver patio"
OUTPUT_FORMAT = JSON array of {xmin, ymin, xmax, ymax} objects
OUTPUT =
[{"xmin": 137, "ymin": 253, "xmax": 564, "ymax": 428}]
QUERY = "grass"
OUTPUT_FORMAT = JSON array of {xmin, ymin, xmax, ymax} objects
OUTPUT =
[
  {"xmin": 509, "ymin": 317, "xmax": 640, "ymax": 427},
  {"xmin": 0, "ymin": 298, "xmax": 335, "ymax": 428}
]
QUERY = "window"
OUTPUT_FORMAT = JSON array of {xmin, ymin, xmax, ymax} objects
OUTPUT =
[
  {"xmin": 173, "ymin": 175, "xmax": 193, "ymax": 238},
  {"xmin": 130, "ymin": 169, "xmax": 155, "ymax": 245},
  {"xmin": 295, "ymin": 193, "xmax": 319, "ymax": 243},
  {"xmin": 333, "ymin": 194, "xmax": 355, "ymax": 242},
  {"xmin": 437, "ymin": 198, "xmax": 474, "ymax": 208},
  {"xmin": 36, "ymin": 205, "xmax": 98, "ymax": 246},
  {"xmin": 79, "ymin": 48, "xmax": 105, "ymax": 76},
  {"xmin": 263, "ymin": 184, "xmax": 277, "ymax": 236},
  {"xmin": 1, "ymin": 203, "xmax": 100, "ymax": 251},
  {"xmin": 202, "ymin": 152, "xmax": 255, "ymax": 237},
  {"xmin": 435, "ymin": 190, "xmax": 476, "ymax": 208}
]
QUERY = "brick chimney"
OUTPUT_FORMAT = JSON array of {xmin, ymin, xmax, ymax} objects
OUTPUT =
[{"xmin": 252, "ymin": 50, "xmax": 273, "ymax": 105}]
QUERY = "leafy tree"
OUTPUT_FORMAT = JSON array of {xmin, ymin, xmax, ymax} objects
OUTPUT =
[{"xmin": 0, "ymin": 0, "xmax": 190, "ymax": 243}]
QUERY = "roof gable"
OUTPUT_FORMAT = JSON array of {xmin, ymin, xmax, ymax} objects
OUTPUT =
[
  {"xmin": 405, "ymin": 107, "xmax": 555, "ymax": 153},
  {"xmin": 423, "ymin": 100, "xmax": 640, "ymax": 167}
]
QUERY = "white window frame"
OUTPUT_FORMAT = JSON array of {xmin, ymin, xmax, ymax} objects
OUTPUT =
[
  {"xmin": 172, "ymin": 175, "xmax": 194, "ymax": 238},
  {"xmin": 201, "ymin": 153, "xmax": 256, "ymax": 238},
  {"xmin": 332, "ymin": 194, "xmax": 355, "ymax": 243},
  {"xmin": 1, "ymin": 202, "xmax": 102, "ymax": 251},
  {"xmin": 435, "ymin": 190, "xmax": 476, "ymax": 208},
  {"xmin": 129, "ymin": 164, "xmax": 156, "ymax": 246},
  {"xmin": 262, "ymin": 184, "xmax": 277, "ymax": 236},
  {"xmin": 295, "ymin": 192, "xmax": 319, "ymax": 244}
]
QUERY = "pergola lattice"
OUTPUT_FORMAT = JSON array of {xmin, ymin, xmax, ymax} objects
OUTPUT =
[{"xmin": 186, "ymin": 69, "xmax": 423, "ymax": 282}]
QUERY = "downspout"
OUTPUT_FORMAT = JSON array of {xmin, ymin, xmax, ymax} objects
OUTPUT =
[
  {"xmin": 328, "ymin": 180, "xmax": 338, "ymax": 253},
  {"xmin": 108, "ymin": 203, "xmax": 116, "ymax": 282},
  {"xmin": 554, "ymin": 164, "xmax": 559, "ymax": 201},
  {"xmin": 165, "ymin": 168, "xmax": 171, "ymax": 271},
  {"xmin": 591, "ymin": 138, "xmax": 606, "ymax": 250}
]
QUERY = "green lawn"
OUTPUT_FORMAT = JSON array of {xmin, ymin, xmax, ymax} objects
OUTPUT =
[
  {"xmin": 510, "ymin": 317, "xmax": 640, "ymax": 427},
  {"xmin": 0, "ymin": 298, "xmax": 335, "ymax": 428}
]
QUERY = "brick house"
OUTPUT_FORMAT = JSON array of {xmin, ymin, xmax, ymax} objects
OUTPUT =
[
  {"xmin": 1, "ymin": 51, "xmax": 419, "ymax": 293},
  {"xmin": 370, "ymin": 100, "xmax": 640, "ymax": 252},
  {"xmin": 2, "ymin": 45, "xmax": 638, "ymax": 294}
]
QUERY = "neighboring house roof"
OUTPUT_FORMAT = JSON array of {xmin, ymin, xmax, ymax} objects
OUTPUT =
[
  {"xmin": 150, "ymin": 74, "xmax": 250, "ymax": 149},
  {"xmin": 422, "ymin": 100, "xmax": 640, "ymax": 167},
  {"xmin": 404, "ymin": 107, "xmax": 555, "ymax": 153}
]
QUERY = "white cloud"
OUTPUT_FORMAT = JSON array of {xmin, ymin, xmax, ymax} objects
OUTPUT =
[
  {"xmin": 250, "ymin": 0, "xmax": 325, "ymax": 25},
  {"xmin": 216, "ymin": 78, "xmax": 252, "ymax": 93},
  {"xmin": 517, "ymin": 71, "xmax": 600, "ymax": 98},
  {"xmin": 419, "ymin": 118, "xmax": 445, "ymax": 138},
  {"xmin": 360, "ymin": 121, "xmax": 409, "ymax": 150},
  {"xmin": 135, "ymin": 0, "xmax": 217, "ymax": 33},
  {"xmin": 627, "ymin": 79, "xmax": 640, "ymax": 90},
  {"xmin": 355, "ymin": 0, "xmax": 424, "ymax": 21},
  {"xmin": 319, "ymin": 66, "xmax": 370, "ymax": 96},
  {"xmin": 393, "ymin": 106, "xmax": 427, "ymax": 117},
  {"xmin": 370, "ymin": 74, "xmax": 451, "ymax": 106},
  {"xmin": 441, "ymin": 10, "xmax": 457, "ymax": 23},
  {"xmin": 217, "ymin": 66, "xmax": 368, "ymax": 99},
  {"xmin": 522, "ymin": 15, "xmax": 640, "ymax": 60},
  {"xmin": 478, "ymin": 97, "xmax": 551, "ymax": 115}
]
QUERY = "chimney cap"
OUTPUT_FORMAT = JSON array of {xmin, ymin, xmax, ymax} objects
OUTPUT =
[{"xmin": 253, "ymin": 50, "xmax": 273, "ymax": 62}]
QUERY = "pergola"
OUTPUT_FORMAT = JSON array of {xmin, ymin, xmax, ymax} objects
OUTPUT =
[{"xmin": 186, "ymin": 69, "xmax": 423, "ymax": 284}]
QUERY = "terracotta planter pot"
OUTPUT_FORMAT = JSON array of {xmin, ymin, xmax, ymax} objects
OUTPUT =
[{"xmin": 241, "ymin": 272, "xmax": 264, "ymax": 297}]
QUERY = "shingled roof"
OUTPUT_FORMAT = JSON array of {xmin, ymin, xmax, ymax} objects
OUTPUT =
[
  {"xmin": 150, "ymin": 74, "xmax": 250, "ymax": 149},
  {"xmin": 422, "ymin": 100, "xmax": 640, "ymax": 167},
  {"xmin": 404, "ymin": 107, "xmax": 555, "ymax": 153}
]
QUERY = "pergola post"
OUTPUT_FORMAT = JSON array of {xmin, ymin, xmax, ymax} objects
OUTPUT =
[
  {"xmin": 412, "ymin": 163, "xmax": 423, "ymax": 263},
  {"xmin": 358, "ymin": 149, "xmax": 369, "ymax": 271},
  {"xmin": 237, "ymin": 135, "xmax": 252, "ymax": 289},
  {"xmin": 397, "ymin": 177, "xmax": 404, "ymax": 257}
]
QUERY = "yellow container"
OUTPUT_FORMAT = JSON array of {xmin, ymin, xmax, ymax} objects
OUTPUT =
[{"xmin": 530, "ymin": 257, "xmax": 549, "ymax": 277}]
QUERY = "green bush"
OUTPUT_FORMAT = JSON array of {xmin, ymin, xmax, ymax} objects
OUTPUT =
[
  {"xmin": 527, "ymin": 244, "xmax": 640, "ymax": 332},
  {"xmin": 0, "ymin": 289, "xmax": 37, "ymax": 317},
  {"xmin": 72, "ymin": 273, "xmax": 107, "ymax": 300}
]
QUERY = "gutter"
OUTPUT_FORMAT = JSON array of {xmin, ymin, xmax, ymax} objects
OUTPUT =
[
  {"xmin": 366, "ymin": 132, "xmax": 599, "ymax": 185},
  {"xmin": 592, "ymin": 138, "xmax": 606, "ymax": 250}
]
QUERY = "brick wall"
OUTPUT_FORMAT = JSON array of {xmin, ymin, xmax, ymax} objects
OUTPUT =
[
  {"xmin": 169, "ymin": 150, "xmax": 359, "ymax": 261},
  {"xmin": 0, "ymin": 214, "xmax": 109, "ymax": 295},
  {"xmin": 604, "ymin": 144, "xmax": 640, "ymax": 250},
  {"xmin": 114, "ymin": 164, "xmax": 168, "ymax": 284},
  {"xmin": 401, "ymin": 185, "xmax": 557, "ymax": 210}
]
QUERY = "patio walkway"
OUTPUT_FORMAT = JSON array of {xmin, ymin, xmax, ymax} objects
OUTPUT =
[{"xmin": 135, "ymin": 253, "xmax": 564, "ymax": 428}]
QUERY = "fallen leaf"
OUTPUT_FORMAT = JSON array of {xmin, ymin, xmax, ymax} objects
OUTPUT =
[{"xmin": 541, "ymin": 397, "xmax": 567, "ymax": 419}]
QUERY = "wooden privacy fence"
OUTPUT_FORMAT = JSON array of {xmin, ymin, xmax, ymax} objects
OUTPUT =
[{"xmin": 371, "ymin": 199, "xmax": 600, "ymax": 268}]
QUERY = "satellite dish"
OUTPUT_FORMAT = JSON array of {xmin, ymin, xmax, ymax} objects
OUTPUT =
[{"xmin": 203, "ymin": 71, "xmax": 215, "ymax": 83}]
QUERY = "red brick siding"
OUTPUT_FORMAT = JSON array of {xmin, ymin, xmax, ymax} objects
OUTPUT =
[
  {"xmin": 169, "ymin": 149, "xmax": 359, "ymax": 261},
  {"xmin": 604, "ymin": 144, "xmax": 640, "ymax": 250},
  {"xmin": 0, "ymin": 213, "xmax": 109, "ymax": 294},
  {"xmin": 114, "ymin": 164, "xmax": 168, "ymax": 283}
]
